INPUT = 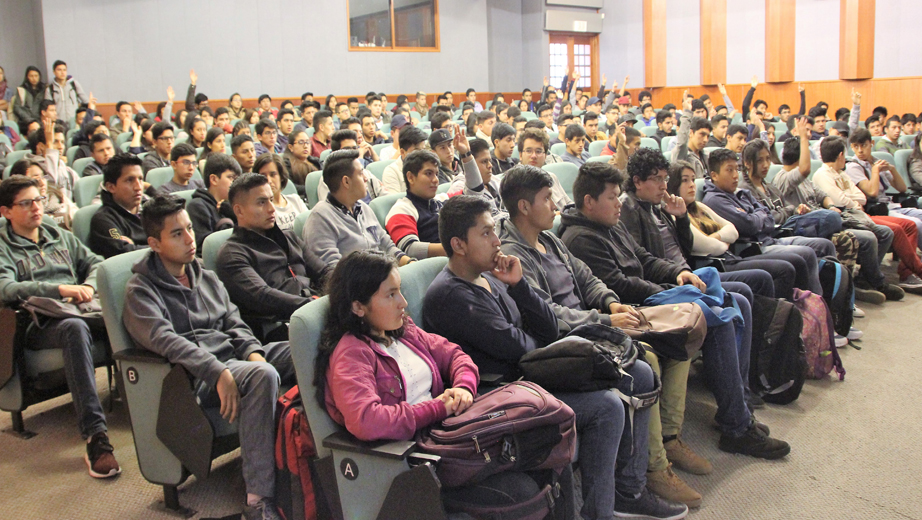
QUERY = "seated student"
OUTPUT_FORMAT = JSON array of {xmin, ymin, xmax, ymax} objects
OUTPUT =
[
  {"xmin": 26, "ymin": 120, "xmax": 79, "ymax": 201},
  {"xmin": 252, "ymin": 153, "xmax": 307, "ymax": 232},
  {"xmin": 124, "ymin": 196, "xmax": 294, "ymax": 520},
  {"xmin": 652, "ymin": 110, "xmax": 676, "ymax": 147},
  {"xmin": 303, "ymin": 150, "xmax": 411, "ymax": 270},
  {"xmin": 490, "ymin": 122, "xmax": 519, "ymax": 174},
  {"xmin": 89, "ymin": 154, "xmax": 148, "ymax": 258},
  {"xmin": 671, "ymin": 94, "xmax": 711, "ymax": 178},
  {"xmin": 902, "ymin": 113, "xmax": 918, "ymax": 136},
  {"xmin": 274, "ymin": 109, "xmax": 295, "ymax": 152},
  {"xmin": 772, "ymin": 127, "xmax": 900, "ymax": 303},
  {"xmin": 215, "ymin": 173, "xmax": 326, "ymax": 322},
  {"xmin": 253, "ymin": 119, "xmax": 279, "ymax": 157},
  {"xmin": 516, "ymin": 127, "xmax": 573, "ymax": 209},
  {"xmin": 425, "ymin": 195, "xmax": 689, "ymax": 520},
  {"xmin": 341, "ymin": 116, "xmax": 381, "ymax": 167},
  {"xmin": 583, "ymin": 112, "xmax": 608, "ymax": 142},
  {"xmin": 82, "ymin": 134, "xmax": 116, "ymax": 178},
  {"xmin": 377, "ymin": 114, "xmax": 409, "ymax": 162},
  {"xmin": 8, "ymin": 158, "xmax": 78, "ymax": 228},
  {"xmin": 385, "ymin": 140, "xmax": 484, "ymax": 260},
  {"xmin": 549, "ymin": 113, "xmax": 571, "ymax": 147},
  {"xmin": 294, "ymin": 101, "xmax": 318, "ymax": 135},
  {"xmin": 188, "ymin": 153, "xmax": 239, "ymax": 253},
  {"xmin": 0, "ymin": 176, "xmax": 121, "ymax": 478},
  {"xmin": 707, "ymin": 114, "xmax": 729, "ymax": 148},
  {"xmin": 198, "ymin": 127, "xmax": 227, "ymax": 171},
  {"xmin": 317, "ymin": 129, "xmax": 387, "ymax": 203},
  {"xmin": 358, "ymin": 111, "xmax": 388, "ymax": 146},
  {"xmin": 427, "ymin": 127, "xmax": 463, "ymax": 180},
  {"xmin": 232, "ymin": 134, "xmax": 258, "ymax": 174},
  {"xmin": 308, "ymin": 110, "xmax": 334, "ymax": 158},
  {"xmin": 184, "ymin": 116, "xmax": 208, "ymax": 149},
  {"xmin": 283, "ymin": 129, "xmax": 319, "ymax": 187},
  {"xmin": 382, "ymin": 126, "xmax": 429, "ymax": 193},
  {"xmin": 474, "ymin": 110, "xmax": 497, "ymax": 146},
  {"xmin": 143, "ymin": 122, "xmax": 174, "ymax": 174},
  {"xmin": 809, "ymin": 107, "xmax": 829, "ymax": 140},
  {"xmin": 159, "ymin": 143, "xmax": 205, "ymax": 195},
  {"xmin": 560, "ymin": 124, "xmax": 590, "ymax": 166},
  {"xmin": 701, "ymin": 148, "xmax": 830, "ymax": 295},
  {"xmin": 603, "ymin": 126, "xmax": 642, "ymax": 170}
]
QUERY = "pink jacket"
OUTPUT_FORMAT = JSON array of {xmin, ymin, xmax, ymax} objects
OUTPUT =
[{"xmin": 325, "ymin": 318, "xmax": 479, "ymax": 442}]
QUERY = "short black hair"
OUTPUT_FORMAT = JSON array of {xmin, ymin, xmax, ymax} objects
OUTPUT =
[
  {"xmin": 322, "ymin": 149, "xmax": 361, "ymax": 192},
  {"xmin": 52, "ymin": 59, "xmax": 66, "ymax": 70},
  {"xmin": 820, "ymin": 136, "xmax": 847, "ymax": 162},
  {"xmin": 347, "ymin": 97, "xmax": 358, "ymax": 104},
  {"xmin": 656, "ymin": 110, "xmax": 672, "ymax": 124},
  {"xmin": 466, "ymin": 88, "xmax": 476, "ymax": 96},
  {"xmin": 255, "ymin": 118, "xmax": 278, "ymax": 136},
  {"xmin": 141, "ymin": 195, "xmax": 187, "ymax": 239},
  {"xmin": 313, "ymin": 110, "xmax": 333, "ymax": 133},
  {"xmin": 710, "ymin": 114, "xmax": 728, "ymax": 127},
  {"xmin": 754, "ymin": 99, "xmax": 768, "ymax": 109},
  {"xmin": 689, "ymin": 117, "xmax": 712, "ymax": 133},
  {"xmin": 0, "ymin": 176, "xmax": 40, "ymax": 209},
  {"xmin": 103, "ymin": 153, "xmax": 143, "ymax": 186},
  {"xmin": 849, "ymin": 127, "xmax": 872, "ymax": 146},
  {"xmin": 536, "ymin": 104, "xmax": 552, "ymax": 117},
  {"xmin": 227, "ymin": 172, "xmax": 270, "ymax": 206},
  {"xmin": 726, "ymin": 124, "xmax": 748, "ymax": 138},
  {"xmin": 707, "ymin": 147, "xmax": 738, "ymax": 175},
  {"xmin": 864, "ymin": 114, "xmax": 881, "ymax": 129},
  {"xmin": 557, "ymin": 113, "xmax": 574, "ymax": 126},
  {"xmin": 39, "ymin": 99, "xmax": 56, "ymax": 114},
  {"xmin": 499, "ymin": 164, "xmax": 554, "ymax": 219},
  {"xmin": 202, "ymin": 153, "xmax": 242, "ymax": 188},
  {"xmin": 231, "ymin": 134, "xmax": 254, "ymax": 153},
  {"xmin": 170, "ymin": 142, "xmax": 196, "ymax": 162},
  {"xmin": 403, "ymin": 149, "xmax": 441, "ymax": 187},
  {"xmin": 476, "ymin": 111, "xmax": 496, "ymax": 125},
  {"xmin": 470, "ymin": 138, "xmax": 491, "ymax": 158},
  {"xmin": 622, "ymin": 126, "xmax": 642, "ymax": 143},
  {"xmin": 90, "ymin": 132, "xmax": 113, "ymax": 151},
  {"xmin": 779, "ymin": 104, "xmax": 791, "ymax": 113},
  {"xmin": 582, "ymin": 112, "xmax": 599, "ymax": 124},
  {"xmin": 691, "ymin": 99, "xmax": 706, "ymax": 113},
  {"xmin": 886, "ymin": 115, "xmax": 902, "ymax": 128},
  {"xmin": 564, "ymin": 124, "xmax": 586, "ymax": 141},
  {"xmin": 258, "ymin": 94, "xmax": 271, "ymax": 103},
  {"xmin": 277, "ymin": 108, "xmax": 295, "ymax": 122},
  {"xmin": 429, "ymin": 111, "xmax": 451, "ymax": 130},
  {"xmin": 506, "ymin": 106, "xmax": 521, "ymax": 119},
  {"xmin": 699, "ymin": 94, "xmax": 711, "ymax": 103},
  {"xmin": 573, "ymin": 161, "xmax": 626, "ymax": 209},
  {"xmin": 340, "ymin": 117, "xmax": 361, "ymax": 129},
  {"xmin": 438, "ymin": 195, "xmax": 493, "ymax": 258},
  {"xmin": 639, "ymin": 90, "xmax": 652, "ymax": 103},
  {"xmin": 808, "ymin": 106, "xmax": 827, "ymax": 119},
  {"xmin": 835, "ymin": 108, "xmax": 850, "ymax": 121},
  {"xmin": 27, "ymin": 123, "xmax": 66, "ymax": 153},
  {"xmin": 330, "ymin": 129, "xmax": 357, "ymax": 151},
  {"xmin": 194, "ymin": 93, "xmax": 208, "ymax": 104},
  {"xmin": 115, "ymin": 101, "xmax": 130, "ymax": 113},
  {"xmin": 626, "ymin": 147, "xmax": 670, "ymax": 192},
  {"xmin": 781, "ymin": 136, "xmax": 804, "ymax": 166},
  {"xmin": 151, "ymin": 121, "xmax": 173, "ymax": 140},
  {"xmin": 524, "ymin": 119, "xmax": 546, "ymax": 130},
  {"xmin": 872, "ymin": 106, "xmax": 888, "ymax": 118},
  {"xmin": 491, "ymin": 123, "xmax": 516, "ymax": 145},
  {"xmin": 640, "ymin": 103, "xmax": 653, "ymax": 114},
  {"xmin": 398, "ymin": 126, "xmax": 427, "ymax": 151}
]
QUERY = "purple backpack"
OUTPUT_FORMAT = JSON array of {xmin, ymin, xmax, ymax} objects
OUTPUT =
[{"xmin": 792, "ymin": 289, "xmax": 845, "ymax": 381}]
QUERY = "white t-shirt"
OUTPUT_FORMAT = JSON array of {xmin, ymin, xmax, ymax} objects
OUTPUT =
[
  {"xmin": 379, "ymin": 145, "xmax": 399, "ymax": 162},
  {"xmin": 380, "ymin": 339, "xmax": 433, "ymax": 405},
  {"xmin": 274, "ymin": 193, "xmax": 308, "ymax": 231}
]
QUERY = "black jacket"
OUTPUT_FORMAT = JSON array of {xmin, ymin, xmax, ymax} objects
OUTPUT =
[
  {"xmin": 214, "ymin": 225, "xmax": 327, "ymax": 320},
  {"xmin": 187, "ymin": 189, "xmax": 235, "ymax": 253},
  {"xmin": 88, "ymin": 190, "xmax": 148, "ymax": 258},
  {"xmin": 558, "ymin": 208, "xmax": 685, "ymax": 304},
  {"xmin": 618, "ymin": 191, "xmax": 693, "ymax": 262}
]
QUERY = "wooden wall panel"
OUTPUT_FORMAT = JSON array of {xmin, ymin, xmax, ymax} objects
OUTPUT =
[
  {"xmin": 840, "ymin": 0, "xmax": 875, "ymax": 80},
  {"xmin": 765, "ymin": 0, "xmax": 796, "ymax": 83},
  {"xmin": 700, "ymin": 0, "xmax": 727, "ymax": 86},
  {"xmin": 644, "ymin": 0, "xmax": 667, "ymax": 88}
]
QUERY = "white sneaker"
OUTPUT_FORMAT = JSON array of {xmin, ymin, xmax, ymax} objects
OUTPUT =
[
  {"xmin": 834, "ymin": 334, "xmax": 848, "ymax": 348},
  {"xmin": 847, "ymin": 327, "xmax": 863, "ymax": 341},
  {"xmin": 899, "ymin": 274, "xmax": 922, "ymax": 290},
  {"xmin": 853, "ymin": 306, "xmax": 865, "ymax": 318}
]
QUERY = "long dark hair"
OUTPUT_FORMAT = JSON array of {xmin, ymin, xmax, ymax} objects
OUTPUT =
[
  {"xmin": 740, "ymin": 138, "xmax": 770, "ymax": 178},
  {"xmin": 21, "ymin": 66, "xmax": 45, "ymax": 96},
  {"xmin": 200, "ymin": 126, "xmax": 225, "ymax": 162},
  {"xmin": 314, "ymin": 251, "xmax": 404, "ymax": 408}
]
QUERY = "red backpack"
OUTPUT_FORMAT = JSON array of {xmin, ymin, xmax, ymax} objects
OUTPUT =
[
  {"xmin": 275, "ymin": 386, "xmax": 320, "ymax": 520},
  {"xmin": 792, "ymin": 289, "xmax": 845, "ymax": 381}
]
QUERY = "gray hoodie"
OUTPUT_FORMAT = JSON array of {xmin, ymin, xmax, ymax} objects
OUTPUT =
[
  {"xmin": 497, "ymin": 217, "xmax": 618, "ymax": 332},
  {"xmin": 123, "ymin": 251, "xmax": 264, "ymax": 388}
]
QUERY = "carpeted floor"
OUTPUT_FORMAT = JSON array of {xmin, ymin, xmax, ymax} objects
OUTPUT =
[{"xmin": 2, "ymin": 270, "xmax": 921, "ymax": 519}]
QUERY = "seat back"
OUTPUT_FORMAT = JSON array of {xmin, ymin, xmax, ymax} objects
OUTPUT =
[
  {"xmin": 372, "ymin": 143, "xmax": 391, "ymax": 157},
  {"xmin": 703, "ymin": 146, "xmax": 720, "ymax": 157},
  {"xmin": 695, "ymin": 178, "xmax": 706, "ymax": 201},
  {"xmin": 202, "ymin": 228, "xmax": 234, "ymax": 271},
  {"xmin": 661, "ymin": 136, "xmax": 675, "ymax": 153},
  {"xmin": 638, "ymin": 125, "xmax": 657, "ymax": 137},
  {"xmin": 767, "ymin": 164, "xmax": 783, "ymax": 184},
  {"xmin": 872, "ymin": 151, "xmax": 895, "ymax": 166},
  {"xmin": 72, "ymin": 157, "xmax": 95, "ymax": 177},
  {"xmin": 98, "ymin": 249, "xmax": 149, "ymax": 357},
  {"xmin": 294, "ymin": 209, "xmax": 312, "ymax": 237},
  {"xmin": 282, "ymin": 180, "xmax": 297, "ymax": 196},
  {"xmin": 66, "ymin": 146, "xmax": 79, "ymax": 165},
  {"xmin": 808, "ymin": 160, "xmax": 823, "ymax": 181},
  {"xmin": 894, "ymin": 149, "xmax": 912, "ymax": 186},
  {"xmin": 640, "ymin": 137, "xmax": 659, "ymax": 150},
  {"xmin": 146, "ymin": 167, "xmax": 175, "ymax": 189},
  {"xmin": 173, "ymin": 189, "xmax": 195, "ymax": 204},
  {"xmin": 319, "ymin": 149, "xmax": 332, "ymax": 164},
  {"xmin": 550, "ymin": 143, "xmax": 566, "ymax": 156},
  {"xmin": 369, "ymin": 192, "xmax": 406, "ymax": 228},
  {"xmin": 367, "ymin": 159, "xmax": 395, "ymax": 181},
  {"xmin": 116, "ymin": 132, "xmax": 132, "ymax": 147},
  {"xmin": 399, "ymin": 257, "xmax": 447, "ymax": 326},
  {"xmin": 543, "ymin": 162, "xmax": 579, "ymax": 199},
  {"xmin": 774, "ymin": 141, "xmax": 785, "ymax": 159},
  {"xmin": 900, "ymin": 134, "xmax": 915, "ymax": 148},
  {"xmin": 5, "ymin": 149, "xmax": 28, "ymax": 166},
  {"xmin": 772, "ymin": 121, "xmax": 788, "ymax": 135},
  {"xmin": 305, "ymin": 170, "xmax": 324, "ymax": 208},
  {"xmin": 586, "ymin": 155, "xmax": 610, "ymax": 164},
  {"xmin": 74, "ymin": 175, "xmax": 103, "ymax": 208},
  {"xmin": 588, "ymin": 140, "xmax": 607, "ymax": 156},
  {"xmin": 72, "ymin": 204, "xmax": 101, "ymax": 246},
  {"xmin": 289, "ymin": 297, "xmax": 337, "ymax": 457}
]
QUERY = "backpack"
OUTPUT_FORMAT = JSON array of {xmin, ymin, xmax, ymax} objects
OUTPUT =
[
  {"xmin": 792, "ymin": 289, "xmax": 846, "ymax": 381},
  {"xmin": 275, "ymin": 386, "xmax": 329, "ymax": 520},
  {"xmin": 417, "ymin": 381, "xmax": 576, "ymax": 489},
  {"xmin": 749, "ymin": 295, "xmax": 808, "ymax": 405},
  {"xmin": 818, "ymin": 258, "xmax": 854, "ymax": 337},
  {"xmin": 441, "ymin": 468, "xmax": 575, "ymax": 520}
]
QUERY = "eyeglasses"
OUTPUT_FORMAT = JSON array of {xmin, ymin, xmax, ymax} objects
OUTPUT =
[
  {"xmin": 340, "ymin": 145, "xmax": 359, "ymax": 150},
  {"xmin": 10, "ymin": 196, "xmax": 46, "ymax": 209},
  {"xmin": 294, "ymin": 140, "xmax": 310, "ymax": 147},
  {"xmin": 157, "ymin": 135, "xmax": 175, "ymax": 142},
  {"xmin": 262, "ymin": 131, "xmax": 278, "ymax": 137},
  {"xmin": 176, "ymin": 159, "xmax": 197, "ymax": 167},
  {"xmin": 522, "ymin": 148, "xmax": 546, "ymax": 156}
]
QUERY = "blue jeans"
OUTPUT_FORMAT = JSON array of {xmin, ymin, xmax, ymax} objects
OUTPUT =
[
  {"xmin": 724, "ymin": 257, "xmax": 794, "ymax": 299},
  {"xmin": 700, "ymin": 293, "xmax": 753, "ymax": 436},
  {"xmin": 764, "ymin": 243, "xmax": 824, "ymax": 295},
  {"xmin": 852, "ymin": 227, "xmax": 890, "ymax": 287},
  {"xmin": 556, "ymin": 360, "xmax": 654, "ymax": 520},
  {"xmin": 29, "ymin": 318, "xmax": 106, "ymax": 439}
]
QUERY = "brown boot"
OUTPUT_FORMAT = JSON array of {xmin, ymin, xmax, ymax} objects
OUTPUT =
[
  {"xmin": 646, "ymin": 464, "xmax": 702, "ymax": 509},
  {"xmin": 665, "ymin": 437, "xmax": 713, "ymax": 475}
]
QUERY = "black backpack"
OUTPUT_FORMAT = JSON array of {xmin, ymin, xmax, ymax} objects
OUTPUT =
[
  {"xmin": 818, "ymin": 259, "xmax": 854, "ymax": 338},
  {"xmin": 749, "ymin": 295, "xmax": 808, "ymax": 405}
]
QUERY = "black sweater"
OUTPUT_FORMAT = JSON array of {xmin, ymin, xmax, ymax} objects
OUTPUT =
[{"xmin": 88, "ymin": 191, "xmax": 148, "ymax": 258}]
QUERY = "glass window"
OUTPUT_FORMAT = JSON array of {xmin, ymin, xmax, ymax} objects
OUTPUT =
[{"xmin": 349, "ymin": 0, "xmax": 439, "ymax": 51}]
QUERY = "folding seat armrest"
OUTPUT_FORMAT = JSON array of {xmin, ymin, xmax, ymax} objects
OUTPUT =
[
  {"xmin": 112, "ymin": 348, "xmax": 169, "ymax": 364},
  {"xmin": 479, "ymin": 373, "xmax": 505, "ymax": 385},
  {"xmin": 690, "ymin": 256, "xmax": 726, "ymax": 272},
  {"xmin": 322, "ymin": 430, "xmax": 417, "ymax": 460}
]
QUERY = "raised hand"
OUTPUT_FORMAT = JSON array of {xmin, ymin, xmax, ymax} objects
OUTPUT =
[
  {"xmin": 718, "ymin": 83, "xmax": 727, "ymax": 96},
  {"xmin": 87, "ymin": 92, "xmax": 97, "ymax": 111},
  {"xmin": 133, "ymin": 101, "xmax": 145, "ymax": 113},
  {"xmin": 453, "ymin": 125, "xmax": 469, "ymax": 155},
  {"xmin": 166, "ymin": 85, "xmax": 175, "ymax": 102},
  {"xmin": 682, "ymin": 89, "xmax": 692, "ymax": 112},
  {"xmin": 623, "ymin": 74, "xmax": 630, "ymax": 86},
  {"xmin": 795, "ymin": 114, "xmax": 809, "ymax": 137},
  {"xmin": 189, "ymin": 69, "xmax": 198, "ymax": 86},
  {"xmin": 751, "ymin": 75, "xmax": 758, "ymax": 89},
  {"xmin": 543, "ymin": 76, "xmax": 549, "ymax": 87},
  {"xmin": 798, "ymin": 83, "xmax": 805, "ymax": 93},
  {"xmin": 852, "ymin": 88, "xmax": 861, "ymax": 106},
  {"xmin": 601, "ymin": 73, "xmax": 607, "ymax": 85}
]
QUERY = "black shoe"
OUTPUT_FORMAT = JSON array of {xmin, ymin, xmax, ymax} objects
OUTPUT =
[
  {"xmin": 878, "ymin": 283, "xmax": 905, "ymax": 301},
  {"xmin": 719, "ymin": 423, "xmax": 790, "ymax": 460},
  {"xmin": 748, "ymin": 394, "xmax": 765, "ymax": 410},
  {"xmin": 614, "ymin": 488, "xmax": 688, "ymax": 519}
]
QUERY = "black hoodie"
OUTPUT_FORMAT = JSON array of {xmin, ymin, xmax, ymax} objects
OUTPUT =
[
  {"xmin": 187, "ymin": 188, "xmax": 235, "ymax": 253},
  {"xmin": 558, "ymin": 207, "xmax": 687, "ymax": 304},
  {"xmin": 88, "ymin": 190, "xmax": 148, "ymax": 258}
]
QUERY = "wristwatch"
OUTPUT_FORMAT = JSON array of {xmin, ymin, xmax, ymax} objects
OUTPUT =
[{"xmin": 459, "ymin": 151, "xmax": 472, "ymax": 160}]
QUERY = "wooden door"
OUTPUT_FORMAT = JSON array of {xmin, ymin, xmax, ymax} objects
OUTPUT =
[{"xmin": 549, "ymin": 33, "xmax": 600, "ymax": 98}]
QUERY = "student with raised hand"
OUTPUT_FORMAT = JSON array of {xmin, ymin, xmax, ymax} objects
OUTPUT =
[
  {"xmin": 0, "ymin": 176, "xmax": 120, "ymax": 479},
  {"xmin": 215, "ymin": 173, "xmax": 326, "ymax": 322},
  {"xmin": 253, "ymin": 153, "xmax": 306, "ymax": 232},
  {"xmin": 424, "ymin": 194, "xmax": 689, "ymax": 520},
  {"xmin": 188, "ymin": 153, "xmax": 239, "ymax": 253},
  {"xmin": 671, "ymin": 91, "xmax": 711, "ymax": 178},
  {"xmin": 89, "ymin": 153, "xmax": 148, "ymax": 258},
  {"xmin": 382, "ymin": 126, "xmax": 429, "ymax": 193},
  {"xmin": 303, "ymin": 149, "xmax": 411, "ymax": 270},
  {"xmin": 143, "ymin": 122, "xmax": 174, "ymax": 174},
  {"xmin": 26, "ymin": 118, "xmax": 79, "ymax": 201},
  {"xmin": 124, "ymin": 195, "xmax": 293, "ymax": 520}
]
